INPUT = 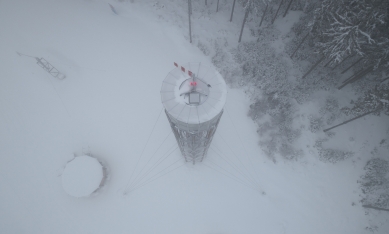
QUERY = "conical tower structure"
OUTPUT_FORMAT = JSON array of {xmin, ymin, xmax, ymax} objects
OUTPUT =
[{"xmin": 160, "ymin": 63, "xmax": 227, "ymax": 164}]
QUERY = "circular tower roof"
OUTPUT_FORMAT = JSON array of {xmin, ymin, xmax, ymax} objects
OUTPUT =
[
  {"xmin": 62, "ymin": 155, "xmax": 103, "ymax": 197},
  {"xmin": 161, "ymin": 63, "xmax": 227, "ymax": 124}
]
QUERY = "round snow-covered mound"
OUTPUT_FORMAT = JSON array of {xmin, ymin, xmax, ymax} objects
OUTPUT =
[{"xmin": 62, "ymin": 155, "xmax": 104, "ymax": 198}]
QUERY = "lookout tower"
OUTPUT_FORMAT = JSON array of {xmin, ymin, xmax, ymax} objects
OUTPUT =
[{"xmin": 160, "ymin": 63, "xmax": 227, "ymax": 164}]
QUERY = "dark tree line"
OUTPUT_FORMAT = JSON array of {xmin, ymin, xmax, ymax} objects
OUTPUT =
[
  {"xmin": 194, "ymin": 0, "xmax": 388, "ymax": 133},
  {"xmin": 235, "ymin": 0, "xmax": 300, "ymax": 42},
  {"xmin": 286, "ymin": 0, "xmax": 389, "ymax": 129}
]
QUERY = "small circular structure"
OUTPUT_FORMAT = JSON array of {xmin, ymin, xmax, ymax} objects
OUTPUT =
[
  {"xmin": 62, "ymin": 155, "xmax": 104, "ymax": 198},
  {"xmin": 161, "ymin": 63, "xmax": 227, "ymax": 164}
]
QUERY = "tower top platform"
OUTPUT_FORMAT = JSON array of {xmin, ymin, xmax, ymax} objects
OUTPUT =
[{"xmin": 161, "ymin": 63, "xmax": 227, "ymax": 124}]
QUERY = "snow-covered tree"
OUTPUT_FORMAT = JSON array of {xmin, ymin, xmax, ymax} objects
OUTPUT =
[
  {"xmin": 285, "ymin": 0, "xmax": 321, "ymax": 59},
  {"xmin": 364, "ymin": 36, "xmax": 389, "ymax": 71},
  {"xmin": 313, "ymin": 0, "xmax": 389, "ymax": 67},
  {"xmin": 343, "ymin": 82, "xmax": 389, "ymax": 117},
  {"xmin": 239, "ymin": 0, "xmax": 271, "ymax": 13},
  {"xmin": 234, "ymin": 41, "xmax": 304, "ymax": 160},
  {"xmin": 359, "ymin": 158, "xmax": 389, "ymax": 209}
]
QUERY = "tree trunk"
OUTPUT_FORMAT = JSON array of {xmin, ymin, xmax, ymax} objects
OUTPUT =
[
  {"xmin": 323, "ymin": 110, "xmax": 376, "ymax": 132},
  {"xmin": 302, "ymin": 55, "xmax": 325, "ymax": 79},
  {"xmin": 323, "ymin": 57, "xmax": 335, "ymax": 68},
  {"xmin": 380, "ymin": 76, "xmax": 389, "ymax": 83},
  {"xmin": 188, "ymin": 0, "xmax": 192, "ymax": 43},
  {"xmin": 259, "ymin": 4, "xmax": 268, "ymax": 27},
  {"xmin": 338, "ymin": 66, "xmax": 373, "ymax": 89},
  {"xmin": 205, "ymin": 0, "xmax": 207, "ymax": 6},
  {"xmin": 348, "ymin": 66, "xmax": 373, "ymax": 84},
  {"xmin": 363, "ymin": 205, "xmax": 389, "ymax": 212},
  {"xmin": 342, "ymin": 68, "xmax": 366, "ymax": 84},
  {"xmin": 331, "ymin": 54, "xmax": 354, "ymax": 70},
  {"xmin": 239, "ymin": 10, "xmax": 249, "ymax": 43},
  {"xmin": 342, "ymin": 66, "xmax": 372, "ymax": 84},
  {"xmin": 216, "ymin": 0, "xmax": 220, "ymax": 12},
  {"xmin": 272, "ymin": 0, "xmax": 284, "ymax": 24},
  {"xmin": 230, "ymin": 0, "xmax": 236, "ymax": 22},
  {"xmin": 340, "ymin": 58, "xmax": 363, "ymax": 74},
  {"xmin": 290, "ymin": 32, "xmax": 309, "ymax": 59},
  {"xmin": 283, "ymin": 0, "xmax": 294, "ymax": 17}
]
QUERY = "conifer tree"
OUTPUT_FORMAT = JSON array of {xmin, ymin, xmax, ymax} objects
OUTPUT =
[
  {"xmin": 312, "ymin": 0, "xmax": 388, "ymax": 67},
  {"xmin": 344, "ymin": 82, "xmax": 389, "ymax": 116}
]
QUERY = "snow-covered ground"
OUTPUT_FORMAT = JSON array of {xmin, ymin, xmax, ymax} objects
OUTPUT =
[{"xmin": 0, "ymin": 0, "xmax": 388, "ymax": 233}]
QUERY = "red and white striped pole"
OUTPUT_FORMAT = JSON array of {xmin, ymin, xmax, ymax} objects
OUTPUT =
[
  {"xmin": 174, "ymin": 62, "xmax": 197, "ymax": 86},
  {"xmin": 174, "ymin": 62, "xmax": 193, "ymax": 77}
]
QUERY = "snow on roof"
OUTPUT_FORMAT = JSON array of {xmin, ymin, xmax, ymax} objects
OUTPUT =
[
  {"xmin": 62, "ymin": 155, "xmax": 103, "ymax": 198},
  {"xmin": 161, "ymin": 63, "xmax": 227, "ymax": 124}
]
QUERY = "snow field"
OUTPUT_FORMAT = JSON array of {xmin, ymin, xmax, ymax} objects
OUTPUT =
[{"xmin": 1, "ymin": 0, "xmax": 388, "ymax": 233}]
